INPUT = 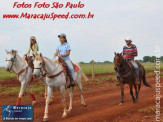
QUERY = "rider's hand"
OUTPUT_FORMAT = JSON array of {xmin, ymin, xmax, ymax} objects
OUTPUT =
[
  {"xmin": 58, "ymin": 55, "xmax": 62, "ymax": 58},
  {"xmin": 24, "ymin": 54, "xmax": 27, "ymax": 57},
  {"xmin": 126, "ymin": 52, "xmax": 131, "ymax": 56}
]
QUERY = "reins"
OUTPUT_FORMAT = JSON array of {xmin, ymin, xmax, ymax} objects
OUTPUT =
[
  {"xmin": 34, "ymin": 57, "xmax": 63, "ymax": 79},
  {"xmin": 116, "ymin": 58, "xmax": 132, "ymax": 78},
  {"xmin": 6, "ymin": 54, "xmax": 28, "ymax": 79}
]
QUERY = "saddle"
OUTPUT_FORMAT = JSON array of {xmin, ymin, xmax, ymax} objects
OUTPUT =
[
  {"xmin": 127, "ymin": 61, "xmax": 137, "ymax": 78},
  {"xmin": 58, "ymin": 58, "xmax": 79, "ymax": 82},
  {"xmin": 60, "ymin": 62, "xmax": 80, "ymax": 73},
  {"xmin": 127, "ymin": 61, "xmax": 135, "ymax": 71}
]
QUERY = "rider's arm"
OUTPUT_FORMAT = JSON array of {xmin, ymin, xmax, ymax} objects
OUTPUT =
[
  {"xmin": 33, "ymin": 43, "xmax": 38, "ymax": 56},
  {"xmin": 61, "ymin": 50, "xmax": 70, "ymax": 57},
  {"xmin": 26, "ymin": 45, "xmax": 31, "ymax": 55},
  {"xmin": 132, "ymin": 45, "xmax": 138, "ymax": 56},
  {"xmin": 131, "ymin": 53, "xmax": 138, "ymax": 56},
  {"xmin": 54, "ymin": 50, "xmax": 59, "ymax": 57},
  {"xmin": 61, "ymin": 44, "xmax": 71, "ymax": 57}
]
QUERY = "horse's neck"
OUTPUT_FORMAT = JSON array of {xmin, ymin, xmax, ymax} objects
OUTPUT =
[
  {"xmin": 122, "ymin": 60, "xmax": 130, "ymax": 70},
  {"xmin": 44, "ymin": 58, "xmax": 62, "ymax": 74},
  {"xmin": 13, "ymin": 55, "xmax": 27, "ymax": 73}
]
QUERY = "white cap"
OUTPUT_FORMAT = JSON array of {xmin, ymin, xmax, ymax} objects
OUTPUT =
[{"xmin": 125, "ymin": 37, "xmax": 132, "ymax": 41}]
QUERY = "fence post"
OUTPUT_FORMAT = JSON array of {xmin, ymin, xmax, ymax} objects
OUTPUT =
[{"xmin": 92, "ymin": 60, "xmax": 95, "ymax": 79}]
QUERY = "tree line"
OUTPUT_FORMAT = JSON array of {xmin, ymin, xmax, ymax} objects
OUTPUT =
[{"xmin": 79, "ymin": 56, "xmax": 163, "ymax": 64}]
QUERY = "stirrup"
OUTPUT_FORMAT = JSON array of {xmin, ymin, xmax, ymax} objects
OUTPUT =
[
  {"xmin": 136, "ymin": 79, "xmax": 140, "ymax": 85},
  {"xmin": 67, "ymin": 82, "xmax": 76, "ymax": 88}
]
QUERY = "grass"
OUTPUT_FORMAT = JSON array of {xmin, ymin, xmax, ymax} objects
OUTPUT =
[
  {"xmin": 80, "ymin": 63, "xmax": 114, "ymax": 74},
  {"xmin": 0, "ymin": 67, "xmax": 16, "ymax": 80},
  {"xmin": 81, "ymin": 62, "xmax": 163, "ymax": 74},
  {"xmin": 138, "ymin": 105, "xmax": 155, "ymax": 114},
  {"xmin": 0, "ymin": 84, "xmax": 44, "ymax": 94},
  {"xmin": 0, "ymin": 62, "xmax": 163, "ymax": 80}
]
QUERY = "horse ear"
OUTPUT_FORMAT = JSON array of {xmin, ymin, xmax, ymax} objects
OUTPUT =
[
  {"xmin": 5, "ymin": 49, "xmax": 9, "ymax": 54},
  {"xmin": 40, "ymin": 53, "xmax": 43, "ymax": 58},
  {"xmin": 11, "ymin": 50, "xmax": 16, "ymax": 54},
  {"xmin": 114, "ymin": 52, "xmax": 117, "ymax": 55},
  {"xmin": 120, "ymin": 52, "xmax": 123, "ymax": 56},
  {"xmin": 15, "ymin": 50, "xmax": 18, "ymax": 54}
]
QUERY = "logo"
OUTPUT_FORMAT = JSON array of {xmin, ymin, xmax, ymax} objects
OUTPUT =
[{"xmin": 2, "ymin": 105, "xmax": 33, "ymax": 121}]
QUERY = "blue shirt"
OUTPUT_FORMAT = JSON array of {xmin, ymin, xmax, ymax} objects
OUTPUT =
[{"xmin": 57, "ymin": 43, "xmax": 71, "ymax": 60}]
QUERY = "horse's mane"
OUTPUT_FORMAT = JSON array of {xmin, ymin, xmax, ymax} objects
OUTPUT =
[
  {"xmin": 44, "ymin": 57, "xmax": 59, "ymax": 64},
  {"xmin": 9, "ymin": 49, "xmax": 25, "ymax": 61}
]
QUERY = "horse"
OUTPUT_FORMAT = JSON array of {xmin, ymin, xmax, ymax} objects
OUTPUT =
[
  {"xmin": 113, "ymin": 52, "xmax": 151, "ymax": 106},
  {"xmin": 5, "ymin": 50, "xmax": 36, "ymax": 105},
  {"xmin": 33, "ymin": 53, "xmax": 87, "ymax": 121}
]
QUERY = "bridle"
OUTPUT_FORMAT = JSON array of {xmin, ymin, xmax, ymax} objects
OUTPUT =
[
  {"xmin": 6, "ymin": 53, "xmax": 17, "ymax": 71},
  {"xmin": 114, "ymin": 55, "xmax": 134, "ymax": 78},
  {"xmin": 34, "ymin": 58, "xmax": 63, "ymax": 78},
  {"xmin": 114, "ymin": 56, "xmax": 126, "ymax": 72},
  {"xmin": 6, "ymin": 53, "xmax": 28, "ymax": 79}
]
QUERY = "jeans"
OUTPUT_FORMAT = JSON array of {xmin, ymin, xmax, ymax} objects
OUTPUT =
[
  {"xmin": 64, "ymin": 59, "xmax": 75, "ymax": 81},
  {"xmin": 130, "ymin": 60, "xmax": 139, "ymax": 80}
]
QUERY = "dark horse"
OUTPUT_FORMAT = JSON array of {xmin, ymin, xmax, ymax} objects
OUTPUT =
[{"xmin": 114, "ymin": 52, "xmax": 151, "ymax": 106}]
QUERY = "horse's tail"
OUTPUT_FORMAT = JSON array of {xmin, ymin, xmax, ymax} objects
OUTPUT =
[
  {"xmin": 75, "ymin": 62, "xmax": 88, "ymax": 81},
  {"xmin": 82, "ymin": 73, "xmax": 88, "ymax": 81},
  {"xmin": 142, "ymin": 66, "xmax": 151, "ymax": 87}
]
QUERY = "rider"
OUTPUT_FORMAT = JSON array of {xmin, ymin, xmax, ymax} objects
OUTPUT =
[
  {"xmin": 24, "ymin": 36, "xmax": 39, "ymax": 58},
  {"xmin": 54, "ymin": 33, "xmax": 76, "ymax": 88},
  {"xmin": 122, "ymin": 37, "xmax": 140, "ymax": 84},
  {"xmin": 24, "ymin": 36, "xmax": 39, "ymax": 81}
]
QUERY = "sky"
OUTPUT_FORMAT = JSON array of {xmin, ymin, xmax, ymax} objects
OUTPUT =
[{"xmin": 0, "ymin": 0, "xmax": 163, "ymax": 66}]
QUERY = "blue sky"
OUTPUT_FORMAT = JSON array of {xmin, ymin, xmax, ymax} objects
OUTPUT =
[{"xmin": 0, "ymin": 0, "xmax": 163, "ymax": 66}]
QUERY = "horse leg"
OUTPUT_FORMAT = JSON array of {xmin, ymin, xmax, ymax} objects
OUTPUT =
[
  {"xmin": 77, "ymin": 81, "xmax": 87, "ymax": 107},
  {"xmin": 43, "ymin": 86, "xmax": 53, "ymax": 122},
  {"xmin": 26, "ymin": 84, "xmax": 36, "ymax": 105},
  {"xmin": 44, "ymin": 86, "xmax": 47, "ymax": 99},
  {"xmin": 138, "ymin": 83, "xmax": 141, "ymax": 94},
  {"xmin": 16, "ymin": 82, "xmax": 26, "ymax": 105},
  {"xmin": 129, "ymin": 84, "xmax": 135, "ymax": 103},
  {"xmin": 134, "ymin": 84, "xmax": 138, "ymax": 102},
  {"xmin": 49, "ymin": 90, "xmax": 54, "ymax": 104},
  {"xmin": 119, "ymin": 83, "xmax": 124, "ymax": 106},
  {"xmin": 67, "ymin": 87, "xmax": 73, "ymax": 112},
  {"xmin": 60, "ymin": 86, "xmax": 67, "ymax": 118},
  {"xmin": 45, "ymin": 85, "xmax": 54, "ymax": 104}
]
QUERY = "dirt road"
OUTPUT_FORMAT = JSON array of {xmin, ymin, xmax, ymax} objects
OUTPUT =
[{"xmin": 0, "ymin": 71, "xmax": 162, "ymax": 122}]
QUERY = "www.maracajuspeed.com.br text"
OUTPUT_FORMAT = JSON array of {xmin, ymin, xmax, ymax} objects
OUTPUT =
[{"xmin": 2, "ymin": 12, "xmax": 94, "ymax": 20}]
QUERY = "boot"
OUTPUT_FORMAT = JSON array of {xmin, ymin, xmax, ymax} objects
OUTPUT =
[
  {"xmin": 67, "ymin": 81, "xmax": 76, "ymax": 88},
  {"xmin": 136, "ymin": 78, "xmax": 140, "ymax": 85}
]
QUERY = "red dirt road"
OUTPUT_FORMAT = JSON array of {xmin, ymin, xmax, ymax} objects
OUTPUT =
[{"xmin": 0, "ymin": 72, "xmax": 162, "ymax": 122}]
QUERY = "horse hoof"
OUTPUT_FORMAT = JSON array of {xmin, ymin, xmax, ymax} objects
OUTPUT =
[
  {"xmin": 83, "ymin": 104, "xmax": 87, "ymax": 107},
  {"xmin": 119, "ymin": 103, "xmax": 123, "ymax": 106},
  {"xmin": 67, "ymin": 109, "xmax": 72, "ymax": 113},
  {"xmin": 133, "ymin": 100, "xmax": 137, "ymax": 103},
  {"xmin": 32, "ymin": 101, "xmax": 36, "ymax": 105},
  {"xmin": 62, "ymin": 114, "xmax": 67, "ymax": 118},
  {"xmin": 43, "ymin": 118, "xmax": 48, "ymax": 122}
]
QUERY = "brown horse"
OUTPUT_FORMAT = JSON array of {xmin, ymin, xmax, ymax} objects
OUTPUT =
[{"xmin": 114, "ymin": 52, "xmax": 151, "ymax": 106}]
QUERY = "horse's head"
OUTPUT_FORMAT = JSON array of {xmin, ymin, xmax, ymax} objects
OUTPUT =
[
  {"xmin": 5, "ymin": 49, "xmax": 18, "ymax": 72},
  {"xmin": 33, "ymin": 53, "xmax": 44, "ymax": 77},
  {"xmin": 114, "ymin": 52, "xmax": 124, "ymax": 71}
]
